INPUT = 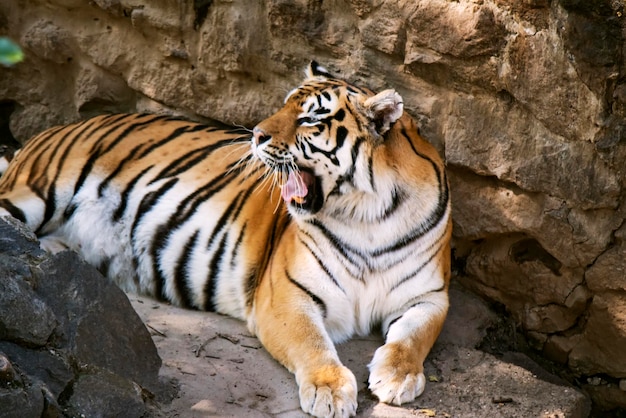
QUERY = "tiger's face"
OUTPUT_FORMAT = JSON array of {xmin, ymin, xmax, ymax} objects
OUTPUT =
[{"xmin": 252, "ymin": 62, "xmax": 403, "ymax": 219}]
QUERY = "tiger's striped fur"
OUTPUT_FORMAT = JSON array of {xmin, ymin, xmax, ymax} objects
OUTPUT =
[{"xmin": 0, "ymin": 62, "xmax": 451, "ymax": 418}]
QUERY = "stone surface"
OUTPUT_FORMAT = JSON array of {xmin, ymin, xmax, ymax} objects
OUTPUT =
[
  {"xmin": 129, "ymin": 283, "xmax": 590, "ymax": 418},
  {"xmin": 37, "ymin": 250, "xmax": 162, "ymax": 392},
  {"xmin": 569, "ymin": 294, "xmax": 626, "ymax": 378},
  {"xmin": 0, "ymin": 217, "xmax": 166, "ymax": 417},
  {"xmin": 0, "ymin": 0, "xmax": 625, "ymax": 410}
]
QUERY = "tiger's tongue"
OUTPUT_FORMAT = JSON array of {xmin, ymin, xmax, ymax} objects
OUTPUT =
[{"xmin": 281, "ymin": 171, "xmax": 310, "ymax": 203}]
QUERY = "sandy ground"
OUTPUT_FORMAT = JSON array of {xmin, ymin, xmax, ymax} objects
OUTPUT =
[{"xmin": 128, "ymin": 283, "xmax": 589, "ymax": 418}]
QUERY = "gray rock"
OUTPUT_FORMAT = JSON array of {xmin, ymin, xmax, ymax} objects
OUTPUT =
[
  {"xmin": 0, "ymin": 381, "xmax": 44, "ymax": 418},
  {"xmin": 0, "ymin": 269, "xmax": 57, "ymax": 346},
  {"xmin": 36, "ymin": 251, "xmax": 162, "ymax": 393},
  {"xmin": 67, "ymin": 372, "xmax": 149, "ymax": 418},
  {"xmin": 0, "ymin": 218, "xmax": 167, "ymax": 417},
  {"xmin": 0, "ymin": 342, "xmax": 72, "ymax": 401},
  {"xmin": 0, "ymin": 216, "xmax": 43, "ymax": 256}
]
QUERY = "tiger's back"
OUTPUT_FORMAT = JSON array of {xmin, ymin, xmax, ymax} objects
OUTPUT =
[{"xmin": 0, "ymin": 113, "xmax": 285, "ymax": 317}]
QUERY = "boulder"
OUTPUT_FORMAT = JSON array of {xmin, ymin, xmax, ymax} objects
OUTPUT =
[{"xmin": 0, "ymin": 217, "xmax": 167, "ymax": 417}]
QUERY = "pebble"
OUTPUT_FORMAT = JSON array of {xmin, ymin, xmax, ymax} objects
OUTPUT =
[{"xmin": 0, "ymin": 353, "xmax": 15, "ymax": 382}]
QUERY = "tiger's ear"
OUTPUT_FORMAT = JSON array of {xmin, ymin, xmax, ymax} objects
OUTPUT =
[
  {"xmin": 363, "ymin": 89, "xmax": 404, "ymax": 137},
  {"xmin": 305, "ymin": 61, "xmax": 333, "ymax": 80}
]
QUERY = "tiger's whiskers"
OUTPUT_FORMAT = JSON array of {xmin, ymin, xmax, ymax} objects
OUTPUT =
[{"xmin": 224, "ymin": 141, "xmax": 255, "ymax": 176}]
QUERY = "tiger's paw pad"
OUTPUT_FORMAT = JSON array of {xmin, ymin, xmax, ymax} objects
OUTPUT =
[
  {"xmin": 298, "ymin": 365, "xmax": 358, "ymax": 418},
  {"xmin": 367, "ymin": 344, "xmax": 426, "ymax": 405}
]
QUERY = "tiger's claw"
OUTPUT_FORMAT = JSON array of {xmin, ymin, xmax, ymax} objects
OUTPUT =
[{"xmin": 298, "ymin": 364, "xmax": 358, "ymax": 418}]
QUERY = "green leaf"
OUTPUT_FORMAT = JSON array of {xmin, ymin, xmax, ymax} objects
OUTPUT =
[{"xmin": 0, "ymin": 37, "xmax": 24, "ymax": 66}]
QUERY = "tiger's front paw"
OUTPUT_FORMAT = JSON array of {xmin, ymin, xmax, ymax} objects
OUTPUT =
[
  {"xmin": 298, "ymin": 364, "xmax": 358, "ymax": 418},
  {"xmin": 367, "ymin": 343, "xmax": 426, "ymax": 405}
]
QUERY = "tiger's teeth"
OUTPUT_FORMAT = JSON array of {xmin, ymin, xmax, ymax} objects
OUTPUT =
[{"xmin": 292, "ymin": 196, "xmax": 305, "ymax": 204}]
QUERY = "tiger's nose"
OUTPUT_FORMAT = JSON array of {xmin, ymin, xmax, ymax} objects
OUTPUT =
[{"xmin": 252, "ymin": 127, "xmax": 271, "ymax": 145}]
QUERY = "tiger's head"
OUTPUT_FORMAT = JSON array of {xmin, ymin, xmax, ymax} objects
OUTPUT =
[{"xmin": 252, "ymin": 61, "xmax": 404, "ymax": 220}]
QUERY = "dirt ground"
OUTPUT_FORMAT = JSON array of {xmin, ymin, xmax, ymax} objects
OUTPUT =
[{"xmin": 129, "ymin": 282, "xmax": 590, "ymax": 418}]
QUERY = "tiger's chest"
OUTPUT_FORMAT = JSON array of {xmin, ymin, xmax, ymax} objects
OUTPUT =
[{"xmin": 280, "ymin": 217, "xmax": 448, "ymax": 342}]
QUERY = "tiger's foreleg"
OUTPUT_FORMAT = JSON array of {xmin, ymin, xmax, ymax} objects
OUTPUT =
[
  {"xmin": 367, "ymin": 288, "xmax": 449, "ymax": 405},
  {"xmin": 249, "ymin": 257, "xmax": 357, "ymax": 418}
]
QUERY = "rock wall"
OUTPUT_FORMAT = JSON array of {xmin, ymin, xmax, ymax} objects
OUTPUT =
[{"xmin": 0, "ymin": 0, "xmax": 625, "ymax": 410}]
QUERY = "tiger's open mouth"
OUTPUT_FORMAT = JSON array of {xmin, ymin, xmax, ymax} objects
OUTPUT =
[{"xmin": 279, "ymin": 168, "xmax": 323, "ymax": 213}]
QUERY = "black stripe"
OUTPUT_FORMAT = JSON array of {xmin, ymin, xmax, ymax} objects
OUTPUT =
[
  {"xmin": 203, "ymin": 232, "xmax": 229, "ymax": 311},
  {"xmin": 131, "ymin": 178, "xmax": 179, "ymax": 242},
  {"xmin": 26, "ymin": 138, "xmax": 57, "ymax": 199},
  {"xmin": 97, "ymin": 141, "xmax": 151, "ymax": 198},
  {"xmin": 368, "ymin": 127, "xmax": 450, "ymax": 256},
  {"xmin": 174, "ymin": 229, "xmax": 200, "ymax": 309},
  {"xmin": 243, "ymin": 269, "xmax": 258, "ymax": 312},
  {"xmin": 230, "ymin": 223, "xmax": 247, "ymax": 269},
  {"xmin": 87, "ymin": 114, "xmax": 163, "ymax": 154},
  {"xmin": 286, "ymin": 270, "xmax": 327, "ymax": 318},
  {"xmin": 244, "ymin": 214, "xmax": 291, "ymax": 309},
  {"xmin": 206, "ymin": 182, "xmax": 260, "ymax": 254},
  {"xmin": 402, "ymin": 126, "xmax": 448, "ymax": 199},
  {"xmin": 33, "ymin": 117, "xmax": 106, "ymax": 233},
  {"xmin": 367, "ymin": 153, "xmax": 375, "ymax": 192},
  {"xmin": 384, "ymin": 316, "xmax": 402, "ymax": 339},
  {"xmin": 112, "ymin": 165, "xmax": 153, "ymax": 221},
  {"xmin": 379, "ymin": 187, "xmax": 406, "ymax": 220},
  {"xmin": 161, "ymin": 169, "xmax": 239, "ymax": 228},
  {"xmin": 206, "ymin": 192, "xmax": 245, "ymax": 250},
  {"xmin": 298, "ymin": 236, "xmax": 346, "ymax": 293},
  {"xmin": 63, "ymin": 203, "xmax": 77, "ymax": 220},
  {"xmin": 149, "ymin": 166, "xmax": 250, "ymax": 305},
  {"xmin": 134, "ymin": 123, "xmax": 203, "ymax": 159},
  {"xmin": 371, "ymin": 188, "xmax": 448, "ymax": 256},
  {"xmin": 130, "ymin": 178, "xmax": 178, "ymax": 300},
  {"xmin": 306, "ymin": 219, "xmax": 364, "ymax": 268},
  {"xmin": 329, "ymin": 134, "xmax": 365, "ymax": 198},
  {"xmin": 384, "ymin": 285, "xmax": 447, "ymax": 340},
  {"xmin": 390, "ymin": 234, "xmax": 449, "ymax": 292},
  {"xmin": 150, "ymin": 137, "xmax": 244, "ymax": 183},
  {"xmin": 4, "ymin": 125, "xmax": 63, "ymax": 190},
  {"xmin": 125, "ymin": 126, "xmax": 218, "ymax": 191},
  {"xmin": 0, "ymin": 198, "xmax": 26, "ymax": 222},
  {"xmin": 297, "ymin": 117, "xmax": 316, "ymax": 125},
  {"xmin": 383, "ymin": 300, "xmax": 435, "ymax": 339},
  {"xmin": 399, "ymin": 288, "xmax": 445, "ymax": 315},
  {"xmin": 73, "ymin": 115, "xmax": 163, "ymax": 197}
]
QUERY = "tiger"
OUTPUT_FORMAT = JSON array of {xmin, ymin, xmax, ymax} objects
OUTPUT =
[{"xmin": 0, "ymin": 62, "xmax": 452, "ymax": 418}]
